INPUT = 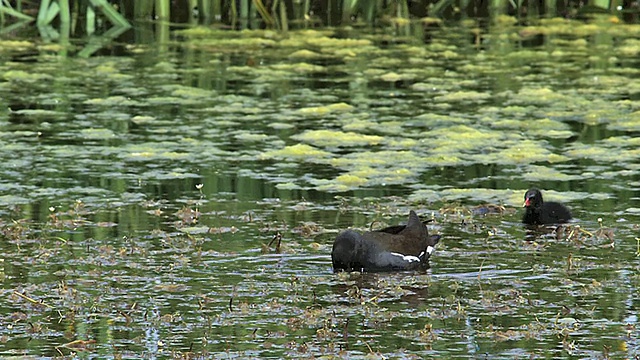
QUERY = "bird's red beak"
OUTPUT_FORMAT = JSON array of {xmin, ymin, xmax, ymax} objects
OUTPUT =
[{"xmin": 523, "ymin": 198, "xmax": 531, "ymax": 207}]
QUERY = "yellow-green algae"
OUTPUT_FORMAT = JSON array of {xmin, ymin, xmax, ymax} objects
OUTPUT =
[
  {"xmin": 329, "ymin": 150, "xmax": 423, "ymax": 169},
  {"xmin": 426, "ymin": 125, "xmax": 507, "ymax": 154},
  {"xmin": 131, "ymin": 116, "xmax": 156, "ymax": 125},
  {"xmin": 297, "ymin": 103, "xmax": 354, "ymax": 116},
  {"xmin": 84, "ymin": 96, "xmax": 141, "ymax": 107},
  {"xmin": 617, "ymin": 38, "xmax": 640, "ymax": 56},
  {"xmin": 409, "ymin": 188, "xmax": 590, "ymax": 206},
  {"xmin": 80, "ymin": 128, "xmax": 116, "ymax": 140},
  {"xmin": 288, "ymin": 49, "xmax": 322, "ymax": 59},
  {"xmin": 3, "ymin": 70, "xmax": 53, "ymax": 83},
  {"xmin": 506, "ymin": 87, "xmax": 570, "ymax": 106},
  {"xmin": 483, "ymin": 117, "xmax": 573, "ymax": 139},
  {"xmin": 304, "ymin": 37, "xmax": 373, "ymax": 49},
  {"xmin": 487, "ymin": 139, "xmax": 569, "ymax": 164},
  {"xmin": 341, "ymin": 118, "xmax": 406, "ymax": 135},
  {"xmin": 602, "ymin": 136, "xmax": 640, "ymax": 147},
  {"xmin": 270, "ymin": 62, "xmax": 326, "ymax": 73},
  {"xmin": 334, "ymin": 174, "xmax": 368, "ymax": 187},
  {"xmin": 0, "ymin": 40, "xmax": 34, "ymax": 51},
  {"xmin": 234, "ymin": 132, "xmax": 271, "ymax": 142},
  {"xmin": 11, "ymin": 109, "xmax": 64, "ymax": 117},
  {"xmin": 147, "ymin": 96, "xmax": 201, "ymax": 106},
  {"xmin": 607, "ymin": 110, "xmax": 640, "ymax": 131},
  {"xmin": 292, "ymin": 130, "xmax": 383, "ymax": 148},
  {"xmin": 379, "ymin": 72, "xmax": 416, "ymax": 82},
  {"xmin": 520, "ymin": 165, "xmax": 586, "ymax": 182},
  {"xmin": 414, "ymin": 113, "xmax": 473, "ymax": 127},
  {"xmin": 170, "ymin": 86, "xmax": 217, "ymax": 99},
  {"xmin": 275, "ymin": 182, "xmax": 301, "ymax": 190},
  {"xmin": 565, "ymin": 143, "xmax": 640, "ymax": 162},
  {"xmin": 260, "ymin": 144, "xmax": 332, "ymax": 160},
  {"xmin": 311, "ymin": 166, "xmax": 416, "ymax": 192}
]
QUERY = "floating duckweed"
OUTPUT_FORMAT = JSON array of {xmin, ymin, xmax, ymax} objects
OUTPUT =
[
  {"xmin": 420, "ymin": 17, "xmax": 443, "ymax": 25},
  {"xmin": 495, "ymin": 15, "xmax": 518, "ymax": 26},
  {"xmin": 11, "ymin": 109, "xmax": 64, "ymax": 118},
  {"xmin": 530, "ymin": 129, "xmax": 574, "ymax": 139},
  {"xmin": 148, "ymin": 96, "xmax": 199, "ymax": 106},
  {"xmin": 305, "ymin": 37, "xmax": 373, "ymax": 48},
  {"xmin": 174, "ymin": 26, "xmax": 218, "ymax": 37},
  {"xmin": 297, "ymin": 102, "xmax": 354, "ymax": 115},
  {"xmin": 126, "ymin": 151, "xmax": 190, "ymax": 161},
  {"xmin": 341, "ymin": 119, "xmax": 405, "ymax": 135},
  {"xmin": 617, "ymin": 39, "xmax": 640, "ymax": 56},
  {"xmin": 311, "ymin": 178, "xmax": 352, "ymax": 192},
  {"xmin": 488, "ymin": 119, "xmax": 524, "ymax": 129},
  {"xmin": 275, "ymin": 182, "xmax": 301, "ymax": 190},
  {"xmin": 485, "ymin": 117, "xmax": 571, "ymax": 138},
  {"xmin": 565, "ymin": 144, "xmax": 616, "ymax": 161},
  {"xmin": 607, "ymin": 110, "xmax": 640, "ymax": 131},
  {"xmin": 80, "ymin": 128, "xmax": 116, "ymax": 140},
  {"xmin": 84, "ymin": 96, "xmax": 141, "ymax": 107},
  {"xmin": 268, "ymin": 122, "xmax": 295, "ymax": 130},
  {"xmin": 180, "ymin": 226, "xmax": 210, "ymax": 234},
  {"xmin": 427, "ymin": 125, "xmax": 504, "ymax": 154},
  {"xmin": 270, "ymin": 62, "xmax": 326, "ymax": 73},
  {"xmin": 0, "ymin": 40, "xmax": 34, "ymax": 51},
  {"xmin": 410, "ymin": 188, "xmax": 522, "ymax": 205},
  {"xmin": 95, "ymin": 62, "xmax": 122, "ymax": 74},
  {"xmin": 292, "ymin": 130, "xmax": 383, "ymax": 148},
  {"xmin": 131, "ymin": 116, "xmax": 156, "ymax": 124},
  {"xmin": 335, "ymin": 174, "xmax": 368, "ymax": 187},
  {"xmin": 353, "ymin": 167, "xmax": 414, "ymax": 186},
  {"xmin": 144, "ymin": 169, "xmax": 199, "ymax": 179},
  {"xmin": 414, "ymin": 113, "xmax": 472, "ymax": 127},
  {"xmin": 235, "ymin": 132, "xmax": 270, "ymax": 142},
  {"xmin": 520, "ymin": 165, "xmax": 585, "ymax": 181},
  {"xmin": 390, "ymin": 17, "xmax": 411, "ymax": 26},
  {"xmin": 0, "ymin": 194, "xmax": 32, "ymax": 205},
  {"xmin": 386, "ymin": 138, "xmax": 419, "ymax": 148},
  {"xmin": 203, "ymin": 37, "xmax": 278, "ymax": 49},
  {"xmin": 288, "ymin": 49, "xmax": 322, "ymax": 59},
  {"xmin": 171, "ymin": 86, "xmax": 216, "ymax": 98},
  {"xmin": 3, "ymin": 70, "xmax": 53, "ymax": 83},
  {"xmin": 602, "ymin": 136, "xmax": 640, "ymax": 147},
  {"xmin": 507, "ymin": 87, "xmax": 567, "ymax": 105},
  {"xmin": 505, "ymin": 50, "xmax": 550, "ymax": 62},
  {"xmin": 379, "ymin": 72, "xmax": 402, "ymax": 82},
  {"xmin": 261, "ymin": 144, "xmax": 332, "ymax": 160},
  {"xmin": 330, "ymin": 150, "xmax": 422, "ymax": 169},
  {"xmin": 279, "ymin": 30, "xmax": 335, "ymax": 47},
  {"xmin": 441, "ymin": 50, "xmax": 460, "ymax": 59},
  {"xmin": 490, "ymin": 140, "xmax": 568, "ymax": 164}
]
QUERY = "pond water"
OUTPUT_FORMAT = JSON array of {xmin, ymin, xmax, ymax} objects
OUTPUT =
[{"xmin": 1, "ymin": 17, "xmax": 640, "ymax": 359}]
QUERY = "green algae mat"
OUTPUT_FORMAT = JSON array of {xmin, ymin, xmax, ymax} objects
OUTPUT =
[{"xmin": 1, "ymin": 17, "xmax": 640, "ymax": 358}]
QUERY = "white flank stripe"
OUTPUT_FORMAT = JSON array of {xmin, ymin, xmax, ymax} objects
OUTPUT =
[{"xmin": 389, "ymin": 252, "xmax": 420, "ymax": 263}]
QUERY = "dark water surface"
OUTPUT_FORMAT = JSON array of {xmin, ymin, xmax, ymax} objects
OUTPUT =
[{"xmin": 1, "ymin": 19, "xmax": 640, "ymax": 358}]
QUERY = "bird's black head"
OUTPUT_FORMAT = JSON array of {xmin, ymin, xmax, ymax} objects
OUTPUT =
[{"xmin": 523, "ymin": 188, "xmax": 543, "ymax": 208}]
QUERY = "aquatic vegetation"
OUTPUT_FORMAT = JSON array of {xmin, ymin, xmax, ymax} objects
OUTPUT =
[
  {"xmin": 292, "ymin": 129, "xmax": 383, "ymax": 148},
  {"xmin": 1, "ymin": 19, "xmax": 640, "ymax": 360},
  {"xmin": 3, "ymin": 70, "xmax": 53, "ymax": 83}
]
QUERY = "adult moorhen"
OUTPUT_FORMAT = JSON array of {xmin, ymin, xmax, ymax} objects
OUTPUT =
[
  {"xmin": 331, "ymin": 210, "xmax": 441, "ymax": 272},
  {"xmin": 522, "ymin": 188, "xmax": 572, "ymax": 225}
]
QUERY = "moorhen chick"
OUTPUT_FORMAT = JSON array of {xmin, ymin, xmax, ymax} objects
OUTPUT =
[
  {"xmin": 522, "ymin": 188, "xmax": 572, "ymax": 225},
  {"xmin": 331, "ymin": 210, "xmax": 441, "ymax": 272}
]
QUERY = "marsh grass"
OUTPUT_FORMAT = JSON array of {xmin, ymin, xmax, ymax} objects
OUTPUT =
[{"xmin": 0, "ymin": 0, "xmax": 629, "ymax": 37}]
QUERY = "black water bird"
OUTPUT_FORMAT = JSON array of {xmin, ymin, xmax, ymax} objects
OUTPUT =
[
  {"xmin": 331, "ymin": 210, "xmax": 441, "ymax": 272},
  {"xmin": 522, "ymin": 188, "xmax": 572, "ymax": 225}
]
